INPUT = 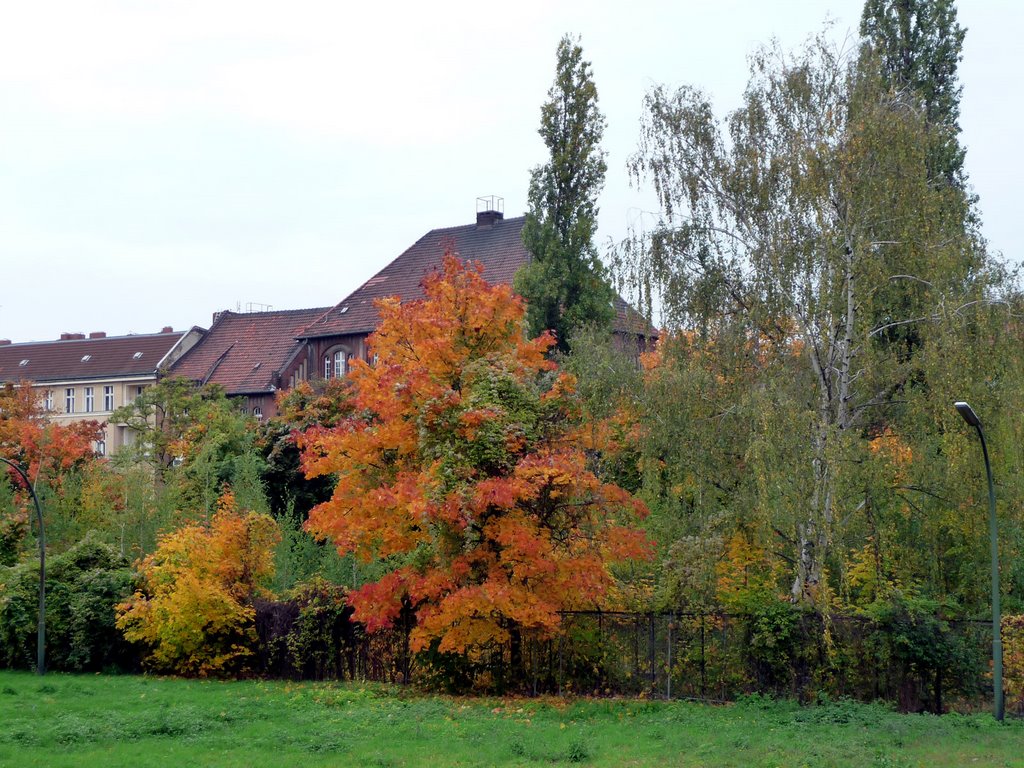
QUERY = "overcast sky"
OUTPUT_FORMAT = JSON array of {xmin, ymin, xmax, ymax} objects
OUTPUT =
[{"xmin": 1, "ymin": 1, "xmax": 1018, "ymax": 343}]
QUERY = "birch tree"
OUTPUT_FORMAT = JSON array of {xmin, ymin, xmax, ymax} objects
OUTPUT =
[{"xmin": 615, "ymin": 36, "xmax": 980, "ymax": 602}]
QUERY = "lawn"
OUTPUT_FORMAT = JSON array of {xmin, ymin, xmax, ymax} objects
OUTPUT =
[{"xmin": 0, "ymin": 672, "xmax": 1020, "ymax": 767}]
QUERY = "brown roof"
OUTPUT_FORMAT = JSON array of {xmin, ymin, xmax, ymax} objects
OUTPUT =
[
  {"xmin": 169, "ymin": 307, "xmax": 330, "ymax": 394},
  {"xmin": 299, "ymin": 214, "xmax": 655, "ymax": 341},
  {"xmin": 299, "ymin": 215, "xmax": 531, "ymax": 339},
  {"xmin": 0, "ymin": 331, "xmax": 195, "ymax": 384}
]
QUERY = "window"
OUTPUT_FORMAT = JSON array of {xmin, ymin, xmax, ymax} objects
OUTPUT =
[
  {"xmin": 43, "ymin": 390, "xmax": 53, "ymax": 411},
  {"xmin": 133, "ymin": 352, "xmax": 143, "ymax": 360},
  {"xmin": 103, "ymin": 385, "xmax": 114, "ymax": 411},
  {"xmin": 81, "ymin": 354, "xmax": 91, "ymax": 362},
  {"xmin": 325, "ymin": 348, "xmax": 353, "ymax": 379},
  {"xmin": 65, "ymin": 388, "xmax": 75, "ymax": 413},
  {"xmin": 253, "ymin": 406, "xmax": 263, "ymax": 421},
  {"xmin": 333, "ymin": 350, "xmax": 348, "ymax": 378},
  {"xmin": 85, "ymin": 387, "xmax": 94, "ymax": 413},
  {"xmin": 95, "ymin": 440, "xmax": 106, "ymax": 457},
  {"xmin": 135, "ymin": 386, "xmax": 145, "ymax": 399}
]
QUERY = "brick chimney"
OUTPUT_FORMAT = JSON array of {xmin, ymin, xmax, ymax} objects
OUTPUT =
[
  {"xmin": 0, "ymin": 340, "xmax": 10, "ymax": 346},
  {"xmin": 475, "ymin": 195, "xmax": 504, "ymax": 227},
  {"xmin": 161, "ymin": 326, "xmax": 173, "ymax": 333},
  {"xmin": 60, "ymin": 332, "xmax": 86, "ymax": 341},
  {"xmin": 89, "ymin": 332, "xmax": 106, "ymax": 339}
]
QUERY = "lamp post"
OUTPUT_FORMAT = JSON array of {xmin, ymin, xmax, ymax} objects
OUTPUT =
[
  {"xmin": 0, "ymin": 457, "xmax": 45, "ymax": 676},
  {"xmin": 953, "ymin": 401, "xmax": 1003, "ymax": 721}
]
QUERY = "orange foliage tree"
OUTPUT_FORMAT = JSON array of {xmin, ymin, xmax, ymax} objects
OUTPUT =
[
  {"xmin": 0, "ymin": 382, "xmax": 101, "ymax": 481},
  {"xmin": 299, "ymin": 256, "xmax": 651, "ymax": 657},
  {"xmin": 116, "ymin": 491, "xmax": 281, "ymax": 676}
]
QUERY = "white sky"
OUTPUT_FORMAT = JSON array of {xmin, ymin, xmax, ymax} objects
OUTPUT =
[{"xmin": 1, "ymin": 1, "xmax": 1018, "ymax": 343}]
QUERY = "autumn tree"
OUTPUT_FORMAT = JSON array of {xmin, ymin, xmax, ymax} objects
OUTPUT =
[
  {"xmin": 515, "ymin": 34, "xmax": 616, "ymax": 353},
  {"xmin": 300, "ymin": 256, "xmax": 650, "ymax": 664},
  {"xmin": 116, "ymin": 491, "xmax": 281, "ymax": 676},
  {"xmin": 0, "ymin": 382, "xmax": 101, "ymax": 481}
]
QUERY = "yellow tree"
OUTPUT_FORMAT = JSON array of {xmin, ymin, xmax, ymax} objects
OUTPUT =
[{"xmin": 116, "ymin": 491, "xmax": 280, "ymax": 676}]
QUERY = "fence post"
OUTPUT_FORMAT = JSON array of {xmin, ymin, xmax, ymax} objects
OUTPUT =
[
  {"xmin": 700, "ymin": 614, "xmax": 707, "ymax": 700},
  {"xmin": 649, "ymin": 612, "xmax": 657, "ymax": 690},
  {"xmin": 666, "ymin": 614, "xmax": 673, "ymax": 699}
]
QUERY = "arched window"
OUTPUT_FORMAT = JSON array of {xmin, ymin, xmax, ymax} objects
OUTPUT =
[{"xmin": 324, "ymin": 347, "xmax": 353, "ymax": 379}]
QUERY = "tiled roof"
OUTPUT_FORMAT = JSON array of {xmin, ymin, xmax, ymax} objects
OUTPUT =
[
  {"xmin": 169, "ymin": 307, "xmax": 330, "ymax": 394},
  {"xmin": 300, "ymin": 214, "xmax": 656, "ymax": 340},
  {"xmin": 299, "ymin": 216, "xmax": 531, "ymax": 339},
  {"xmin": 0, "ymin": 331, "xmax": 194, "ymax": 384}
]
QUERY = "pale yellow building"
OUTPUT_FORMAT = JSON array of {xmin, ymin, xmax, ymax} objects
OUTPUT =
[{"xmin": 0, "ymin": 328, "xmax": 204, "ymax": 455}]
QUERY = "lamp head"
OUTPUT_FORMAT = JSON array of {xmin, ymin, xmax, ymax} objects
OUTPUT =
[{"xmin": 954, "ymin": 401, "xmax": 981, "ymax": 428}]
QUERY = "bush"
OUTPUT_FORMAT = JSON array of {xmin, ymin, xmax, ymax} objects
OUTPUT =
[
  {"xmin": 862, "ymin": 594, "xmax": 980, "ymax": 712},
  {"xmin": 116, "ymin": 498, "xmax": 281, "ymax": 677},
  {"xmin": 0, "ymin": 532, "xmax": 137, "ymax": 671}
]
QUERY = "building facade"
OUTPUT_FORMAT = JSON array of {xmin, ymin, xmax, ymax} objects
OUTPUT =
[{"xmin": 0, "ymin": 328, "xmax": 204, "ymax": 455}]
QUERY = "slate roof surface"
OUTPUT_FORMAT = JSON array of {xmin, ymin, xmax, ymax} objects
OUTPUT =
[
  {"xmin": 0, "ymin": 331, "xmax": 193, "ymax": 384},
  {"xmin": 299, "ymin": 216, "xmax": 532, "ymax": 339},
  {"xmin": 169, "ymin": 307, "xmax": 330, "ymax": 394}
]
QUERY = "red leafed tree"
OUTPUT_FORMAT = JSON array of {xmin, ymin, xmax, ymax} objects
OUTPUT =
[
  {"xmin": 0, "ymin": 381, "xmax": 101, "ymax": 482},
  {"xmin": 299, "ymin": 256, "xmax": 651, "ymax": 657}
]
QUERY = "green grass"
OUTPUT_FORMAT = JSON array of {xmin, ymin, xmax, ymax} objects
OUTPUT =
[{"xmin": 0, "ymin": 672, "xmax": 1020, "ymax": 767}]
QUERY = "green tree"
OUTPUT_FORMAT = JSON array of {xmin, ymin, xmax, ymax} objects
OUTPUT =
[
  {"xmin": 860, "ymin": 0, "xmax": 967, "ymax": 188},
  {"xmin": 111, "ymin": 377, "xmax": 266, "ymax": 518},
  {"xmin": 515, "ymin": 35, "xmax": 615, "ymax": 353},
  {"xmin": 615, "ymin": 34, "xmax": 994, "ymax": 606}
]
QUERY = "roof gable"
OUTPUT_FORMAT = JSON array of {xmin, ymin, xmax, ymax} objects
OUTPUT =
[{"xmin": 169, "ymin": 307, "xmax": 330, "ymax": 394}]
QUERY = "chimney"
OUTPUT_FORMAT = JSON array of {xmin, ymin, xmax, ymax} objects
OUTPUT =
[
  {"xmin": 89, "ymin": 331, "xmax": 106, "ymax": 339},
  {"xmin": 212, "ymin": 311, "xmax": 225, "ymax": 325},
  {"xmin": 475, "ymin": 195, "xmax": 504, "ymax": 227},
  {"xmin": 0, "ymin": 340, "xmax": 10, "ymax": 346},
  {"xmin": 161, "ymin": 326, "xmax": 173, "ymax": 333},
  {"xmin": 59, "ymin": 332, "xmax": 85, "ymax": 341}
]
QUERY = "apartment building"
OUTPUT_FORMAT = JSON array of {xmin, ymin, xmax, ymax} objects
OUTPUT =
[{"xmin": 0, "ymin": 327, "xmax": 204, "ymax": 455}]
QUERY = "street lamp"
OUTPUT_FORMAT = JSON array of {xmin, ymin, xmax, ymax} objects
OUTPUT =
[
  {"xmin": 0, "ymin": 457, "xmax": 45, "ymax": 676},
  {"xmin": 953, "ymin": 401, "xmax": 1003, "ymax": 721}
]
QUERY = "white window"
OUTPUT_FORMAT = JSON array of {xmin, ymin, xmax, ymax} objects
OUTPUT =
[
  {"xmin": 333, "ymin": 350, "xmax": 348, "ymax": 378},
  {"xmin": 85, "ymin": 387, "xmax": 94, "ymax": 413},
  {"xmin": 43, "ymin": 390, "xmax": 53, "ymax": 411},
  {"xmin": 103, "ymin": 385, "xmax": 114, "ymax": 411},
  {"xmin": 253, "ymin": 406, "xmax": 263, "ymax": 421},
  {"xmin": 324, "ymin": 356, "xmax": 331, "ymax": 379},
  {"xmin": 135, "ymin": 385, "xmax": 145, "ymax": 399},
  {"xmin": 95, "ymin": 440, "xmax": 106, "ymax": 457},
  {"xmin": 65, "ymin": 388, "xmax": 75, "ymax": 413}
]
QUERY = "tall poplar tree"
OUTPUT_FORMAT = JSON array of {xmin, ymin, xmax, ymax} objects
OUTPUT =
[
  {"xmin": 860, "ymin": 0, "xmax": 967, "ymax": 188},
  {"xmin": 515, "ymin": 35, "xmax": 616, "ymax": 354}
]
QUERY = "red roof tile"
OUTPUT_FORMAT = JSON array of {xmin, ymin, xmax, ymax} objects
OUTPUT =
[
  {"xmin": 170, "ymin": 307, "xmax": 330, "ymax": 394},
  {"xmin": 0, "ymin": 331, "xmax": 196, "ymax": 384}
]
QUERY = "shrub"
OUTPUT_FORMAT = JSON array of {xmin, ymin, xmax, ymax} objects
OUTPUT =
[
  {"xmin": 0, "ymin": 532, "xmax": 136, "ymax": 671},
  {"xmin": 116, "ymin": 495, "xmax": 281, "ymax": 677}
]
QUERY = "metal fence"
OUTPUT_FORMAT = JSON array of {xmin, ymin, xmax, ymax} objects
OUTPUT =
[{"xmin": 253, "ymin": 602, "xmax": 998, "ymax": 712}]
